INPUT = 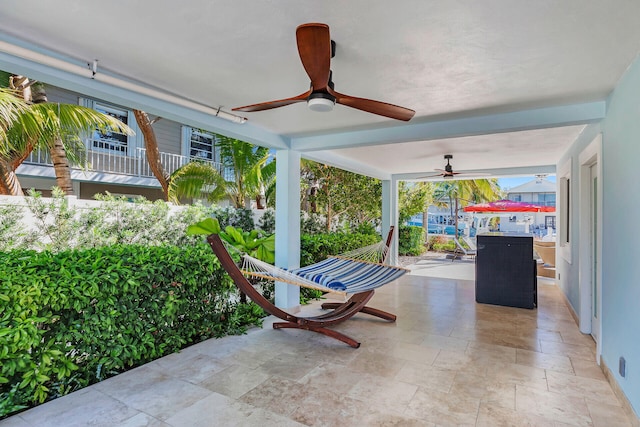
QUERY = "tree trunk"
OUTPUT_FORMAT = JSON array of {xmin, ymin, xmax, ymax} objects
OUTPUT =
[
  {"xmin": 326, "ymin": 186, "xmax": 332, "ymax": 232},
  {"xmin": 133, "ymin": 110, "xmax": 170, "ymax": 200},
  {"xmin": 11, "ymin": 141, "xmax": 35, "ymax": 170},
  {"xmin": 50, "ymin": 136, "xmax": 74, "ymax": 194},
  {"xmin": 422, "ymin": 210, "xmax": 428, "ymax": 234},
  {"xmin": 3, "ymin": 75, "xmax": 40, "ymax": 194},
  {"xmin": 309, "ymin": 185, "xmax": 317, "ymax": 213},
  {"xmin": 454, "ymin": 197, "xmax": 459, "ymax": 239},
  {"xmin": 0, "ymin": 159, "xmax": 24, "ymax": 195},
  {"xmin": 255, "ymin": 194, "xmax": 264, "ymax": 209}
]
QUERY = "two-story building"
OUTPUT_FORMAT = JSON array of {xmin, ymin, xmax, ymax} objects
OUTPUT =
[{"xmin": 16, "ymin": 84, "xmax": 225, "ymax": 200}]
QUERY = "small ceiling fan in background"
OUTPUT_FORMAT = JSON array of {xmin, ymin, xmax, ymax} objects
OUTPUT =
[
  {"xmin": 419, "ymin": 154, "xmax": 472, "ymax": 179},
  {"xmin": 233, "ymin": 23, "xmax": 415, "ymax": 121}
]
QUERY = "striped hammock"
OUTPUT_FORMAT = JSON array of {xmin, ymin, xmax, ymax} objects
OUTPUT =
[{"xmin": 239, "ymin": 240, "xmax": 409, "ymax": 296}]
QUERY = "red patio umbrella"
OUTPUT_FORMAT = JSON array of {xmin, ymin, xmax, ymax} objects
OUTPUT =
[{"xmin": 463, "ymin": 199, "xmax": 555, "ymax": 213}]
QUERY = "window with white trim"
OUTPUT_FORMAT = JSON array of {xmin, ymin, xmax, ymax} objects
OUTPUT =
[
  {"xmin": 80, "ymin": 98, "xmax": 138, "ymax": 156},
  {"xmin": 92, "ymin": 103, "xmax": 129, "ymax": 154},
  {"xmin": 181, "ymin": 127, "xmax": 233, "ymax": 178},
  {"xmin": 187, "ymin": 128, "xmax": 218, "ymax": 162},
  {"xmin": 537, "ymin": 193, "xmax": 556, "ymax": 207}
]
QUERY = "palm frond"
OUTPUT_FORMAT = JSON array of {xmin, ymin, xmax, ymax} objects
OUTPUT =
[
  {"xmin": 168, "ymin": 161, "xmax": 226, "ymax": 204},
  {"xmin": 2, "ymin": 102, "xmax": 133, "ymax": 163},
  {"xmin": 0, "ymin": 88, "xmax": 28, "ymax": 150}
]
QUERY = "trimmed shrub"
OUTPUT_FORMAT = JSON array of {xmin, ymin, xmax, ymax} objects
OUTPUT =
[
  {"xmin": 0, "ymin": 244, "xmax": 263, "ymax": 417},
  {"xmin": 398, "ymin": 225, "xmax": 425, "ymax": 256},
  {"xmin": 300, "ymin": 232, "xmax": 380, "ymax": 267}
]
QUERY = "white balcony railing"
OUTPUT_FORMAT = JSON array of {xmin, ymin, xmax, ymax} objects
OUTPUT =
[{"xmin": 23, "ymin": 147, "xmax": 224, "ymax": 179}]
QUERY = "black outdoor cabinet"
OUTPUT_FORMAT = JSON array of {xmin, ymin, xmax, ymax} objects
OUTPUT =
[{"xmin": 475, "ymin": 233, "xmax": 537, "ymax": 309}]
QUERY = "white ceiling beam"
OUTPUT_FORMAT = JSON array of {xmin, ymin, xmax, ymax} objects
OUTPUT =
[
  {"xmin": 301, "ymin": 151, "xmax": 391, "ymax": 180},
  {"xmin": 290, "ymin": 102, "xmax": 606, "ymax": 152},
  {"xmin": 0, "ymin": 38, "xmax": 290, "ymax": 150}
]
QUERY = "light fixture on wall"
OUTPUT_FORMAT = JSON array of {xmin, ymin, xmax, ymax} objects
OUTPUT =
[{"xmin": 0, "ymin": 40, "xmax": 248, "ymax": 125}]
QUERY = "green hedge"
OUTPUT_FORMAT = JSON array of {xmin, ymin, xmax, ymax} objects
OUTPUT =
[
  {"xmin": 0, "ymin": 244, "xmax": 263, "ymax": 417},
  {"xmin": 398, "ymin": 225, "xmax": 426, "ymax": 255},
  {"xmin": 300, "ymin": 232, "xmax": 380, "ymax": 266},
  {"xmin": 0, "ymin": 230, "xmax": 382, "ymax": 417}
]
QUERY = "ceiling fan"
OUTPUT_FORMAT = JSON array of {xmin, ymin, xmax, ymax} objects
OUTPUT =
[
  {"xmin": 420, "ymin": 155, "xmax": 465, "ymax": 179},
  {"xmin": 232, "ymin": 23, "xmax": 415, "ymax": 121}
]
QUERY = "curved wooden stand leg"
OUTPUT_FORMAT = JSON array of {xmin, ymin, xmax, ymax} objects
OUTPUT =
[
  {"xmin": 272, "ymin": 322, "xmax": 360, "ymax": 348},
  {"xmin": 321, "ymin": 301, "xmax": 397, "ymax": 322}
]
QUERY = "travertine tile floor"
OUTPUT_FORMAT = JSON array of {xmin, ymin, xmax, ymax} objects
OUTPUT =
[{"xmin": 2, "ymin": 257, "xmax": 634, "ymax": 426}]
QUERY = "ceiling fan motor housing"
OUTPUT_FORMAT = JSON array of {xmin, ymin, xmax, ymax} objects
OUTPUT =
[{"xmin": 444, "ymin": 154, "xmax": 453, "ymax": 173}]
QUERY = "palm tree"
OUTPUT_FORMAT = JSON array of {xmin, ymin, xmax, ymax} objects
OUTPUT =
[
  {"xmin": 217, "ymin": 136, "xmax": 272, "ymax": 209},
  {"xmin": 131, "ymin": 110, "xmax": 273, "ymax": 207},
  {"xmin": 0, "ymin": 87, "xmax": 29, "ymax": 195},
  {"xmin": 433, "ymin": 179, "xmax": 502, "ymax": 238},
  {"xmin": 0, "ymin": 78, "xmax": 132, "ymax": 196},
  {"xmin": 164, "ymin": 135, "xmax": 274, "ymax": 207}
]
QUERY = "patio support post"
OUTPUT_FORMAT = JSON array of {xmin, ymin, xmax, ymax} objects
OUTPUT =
[
  {"xmin": 382, "ymin": 178, "xmax": 400, "ymax": 265},
  {"xmin": 274, "ymin": 149, "xmax": 301, "ymax": 311}
]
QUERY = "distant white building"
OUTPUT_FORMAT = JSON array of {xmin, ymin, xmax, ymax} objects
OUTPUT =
[
  {"xmin": 505, "ymin": 177, "xmax": 556, "ymax": 207},
  {"xmin": 502, "ymin": 177, "xmax": 557, "ymax": 233}
]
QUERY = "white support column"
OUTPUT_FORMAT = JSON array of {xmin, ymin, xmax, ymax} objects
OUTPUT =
[
  {"xmin": 275, "ymin": 149, "xmax": 301, "ymax": 311},
  {"xmin": 382, "ymin": 178, "xmax": 400, "ymax": 265},
  {"xmin": 381, "ymin": 180, "xmax": 391, "ymax": 236}
]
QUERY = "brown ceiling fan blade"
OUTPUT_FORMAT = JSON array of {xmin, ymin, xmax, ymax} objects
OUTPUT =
[
  {"xmin": 296, "ymin": 23, "xmax": 331, "ymax": 90},
  {"xmin": 232, "ymin": 89, "xmax": 312, "ymax": 112},
  {"xmin": 416, "ymin": 173, "xmax": 446, "ymax": 179},
  {"xmin": 328, "ymin": 87, "xmax": 415, "ymax": 121}
]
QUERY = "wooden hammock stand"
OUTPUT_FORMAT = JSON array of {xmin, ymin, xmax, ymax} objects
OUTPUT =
[{"xmin": 206, "ymin": 227, "xmax": 397, "ymax": 348}]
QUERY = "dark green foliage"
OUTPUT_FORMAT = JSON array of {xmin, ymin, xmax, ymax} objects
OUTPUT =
[
  {"xmin": 0, "ymin": 244, "xmax": 262, "ymax": 417},
  {"xmin": 211, "ymin": 206, "xmax": 255, "ymax": 232},
  {"xmin": 300, "ymin": 232, "xmax": 380, "ymax": 267},
  {"xmin": 257, "ymin": 209, "xmax": 275, "ymax": 234},
  {"xmin": 350, "ymin": 222, "xmax": 379, "ymax": 236},
  {"xmin": 300, "ymin": 212, "xmax": 326, "ymax": 234},
  {"xmin": 398, "ymin": 225, "xmax": 426, "ymax": 256}
]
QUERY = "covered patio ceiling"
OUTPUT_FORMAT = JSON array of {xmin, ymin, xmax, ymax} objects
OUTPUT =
[{"xmin": 1, "ymin": 1, "xmax": 640, "ymax": 180}]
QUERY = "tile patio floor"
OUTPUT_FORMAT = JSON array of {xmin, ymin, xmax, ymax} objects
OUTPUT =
[{"xmin": 1, "ymin": 256, "xmax": 634, "ymax": 426}]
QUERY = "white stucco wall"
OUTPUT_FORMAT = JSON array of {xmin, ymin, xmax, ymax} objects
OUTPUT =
[
  {"xmin": 600, "ymin": 52, "xmax": 640, "ymax": 415},
  {"xmin": 558, "ymin": 53, "xmax": 640, "ymax": 416}
]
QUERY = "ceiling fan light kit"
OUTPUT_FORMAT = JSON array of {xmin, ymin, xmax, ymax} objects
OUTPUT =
[
  {"xmin": 233, "ymin": 23, "xmax": 415, "ymax": 121},
  {"xmin": 307, "ymin": 92, "xmax": 336, "ymax": 112}
]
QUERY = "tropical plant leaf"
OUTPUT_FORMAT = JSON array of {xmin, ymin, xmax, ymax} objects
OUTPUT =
[
  {"xmin": 224, "ymin": 226, "xmax": 244, "ymax": 245},
  {"xmin": 186, "ymin": 218, "xmax": 221, "ymax": 235}
]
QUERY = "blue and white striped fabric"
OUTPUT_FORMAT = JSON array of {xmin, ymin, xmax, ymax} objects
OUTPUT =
[{"xmin": 289, "ymin": 257, "xmax": 408, "ymax": 293}]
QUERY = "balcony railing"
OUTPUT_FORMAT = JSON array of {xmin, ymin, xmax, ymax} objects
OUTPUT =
[{"xmin": 23, "ymin": 147, "xmax": 224, "ymax": 179}]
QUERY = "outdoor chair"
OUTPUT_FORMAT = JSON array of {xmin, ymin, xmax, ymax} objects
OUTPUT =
[{"xmin": 452, "ymin": 236, "xmax": 477, "ymax": 261}]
